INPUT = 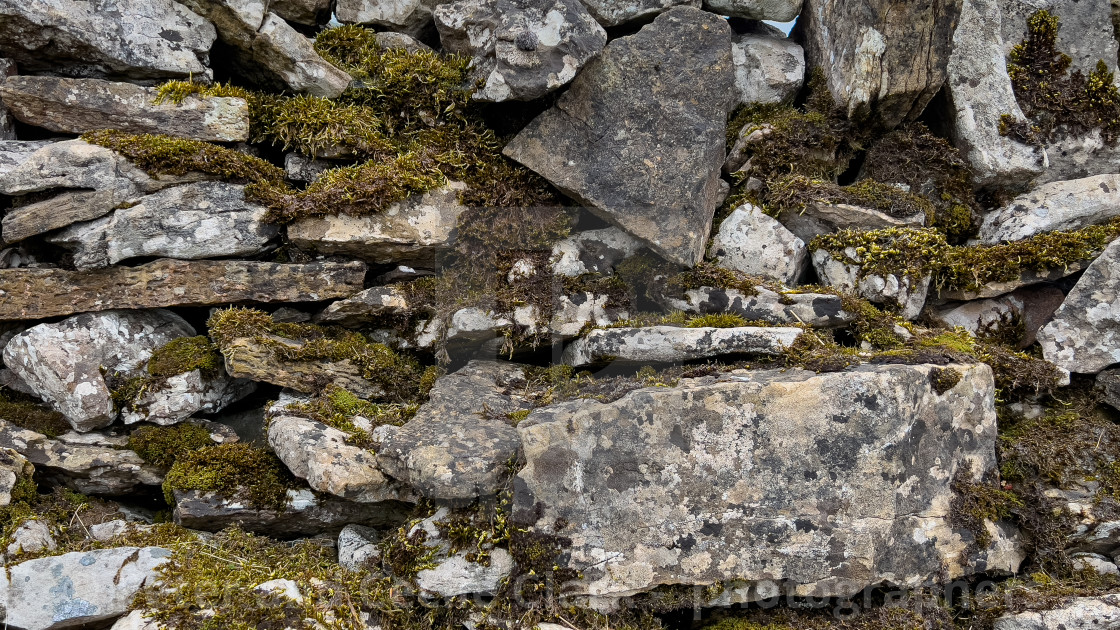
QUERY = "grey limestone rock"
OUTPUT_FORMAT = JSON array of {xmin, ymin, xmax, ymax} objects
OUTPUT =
[
  {"xmin": 562, "ymin": 325, "xmax": 803, "ymax": 367},
  {"xmin": 1038, "ymin": 237, "xmax": 1120, "ymax": 373}
]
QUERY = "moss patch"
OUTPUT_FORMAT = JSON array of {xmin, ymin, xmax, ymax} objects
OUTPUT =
[
  {"xmin": 950, "ymin": 461, "xmax": 1023, "ymax": 548},
  {"xmin": 162, "ymin": 443, "xmax": 295, "ymax": 510},
  {"xmin": 207, "ymin": 307, "xmax": 436, "ymax": 403},
  {"xmin": 766, "ymin": 175, "xmax": 936, "ymax": 222},
  {"xmin": 1006, "ymin": 10, "xmax": 1120, "ymax": 144},
  {"xmin": 127, "ymin": 423, "xmax": 219, "ymax": 469},
  {"xmin": 281, "ymin": 385, "xmax": 418, "ymax": 450},
  {"xmin": 929, "ymin": 367, "xmax": 963, "ymax": 394},
  {"xmin": 146, "ymin": 336, "xmax": 222, "ymax": 379},
  {"xmin": 811, "ymin": 227, "xmax": 948, "ymax": 282},
  {"xmin": 0, "ymin": 390, "xmax": 70, "ymax": 438}
]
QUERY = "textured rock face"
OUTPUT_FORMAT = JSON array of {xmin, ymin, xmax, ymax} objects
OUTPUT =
[
  {"xmin": 550, "ymin": 227, "xmax": 643, "ymax": 277},
  {"xmin": 3, "ymin": 310, "xmax": 195, "ymax": 431},
  {"xmin": 49, "ymin": 182, "xmax": 279, "ymax": 269},
  {"xmin": 177, "ymin": 0, "xmax": 350, "ymax": 98},
  {"xmin": 272, "ymin": 0, "xmax": 332, "ymax": 24},
  {"xmin": 315, "ymin": 286, "xmax": 412, "ymax": 327},
  {"xmin": 120, "ymin": 370, "xmax": 255, "ymax": 426},
  {"xmin": 434, "ymin": 0, "xmax": 607, "ymax": 102},
  {"xmin": 286, "ymin": 183, "xmax": 468, "ymax": 267},
  {"xmin": 409, "ymin": 508, "xmax": 516, "ymax": 597},
  {"xmin": 932, "ymin": 285, "xmax": 1066, "ymax": 349},
  {"xmin": 0, "ymin": 76, "xmax": 249, "ymax": 142},
  {"xmin": 0, "ymin": 547, "xmax": 170, "ymax": 630},
  {"xmin": 221, "ymin": 337, "xmax": 385, "ymax": 399},
  {"xmin": 659, "ymin": 285, "xmax": 854, "ymax": 328},
  {"xmin": 562, "ymin": 325, "xmax": 803, "ymax": 367},
  {"xmin": 0, "ymin": 0, "xmax": 215, "ymax": 80},
  {"xmin": 1038, "ymin": 238, "xmax": 1120, "ymax": 374},
  {"xmin": 0, "ymin": 447, "xmax": 32, "ymax": 506},
  {"xmin": 709, "ymin": 203, "xmax": 807, "ymax": 285},
  {"xmin": 703, "ymin": 0, "xmax": 801, "ymax": 19},
  {"xmin": 504, "ymin": 7, "xmax": 735, "ymax": 267},
  {"xmin": 0, "ymin": 140, "xmax": 55, "ymax": 179},
  {"xmin": 800, "ymin": 0, "xmax": 963, "ymax": 129},
  {"xmin": 268, "ymin": 413, "xmax": 413, "ymax": 503},
  {"xmin": 335, "ymin": 0, "xmax": 438, "ymax": 33},
  {"xmin": 0, "ymin": 420, "xmax": 162, "ymax": 495},
  {"xmin": 577, "ymin": 0, "xmax": 698, "ymax": 26},
  {"xmin": 732, "ymin": 25, "xmax": 805, "ymax": 106},
  {"xmin": 337, "ymin": 524, "xmax": 380, "ymax": 570},
  {"xmin": 993, "ymin": 594, "xmax": 1120, "ymax": 629},
  {"xmin": 515, "ymin": 363, "xmax": 1016, "ymax": 599},
  {"xmin": 777, "ymin": 201, "xmax": 927, "ymax": 244},
  {"xmin": 978, "ymin": 175, "xmax": 1120, "ymax": 244},
  {"xmin": 377, "ymin": 361, "xmax": 528, "ymax": 499},
  {"xmin": 946, "ymin": 0, "xmax": 1045, "ymax": 189},
  {"xmin": 999, "ymin": 0, "xmax": 1119, "ymax": 77},
  {"xmin": 812, "ymin": 250, "xmax": 931, "ymax": 320},
  {"xmin": 172, "ymin": 488, "xmax": 410, "ymax": 536},
  {"xmin": 0, "ymin": 259, "xmax": 366, "ymax": 321}
]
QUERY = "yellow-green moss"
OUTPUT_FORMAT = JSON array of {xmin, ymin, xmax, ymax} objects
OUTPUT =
[
  {"xmin": 685, "ymin": 313, "xmax": 751, "ymax": 328},
  {"xmin": 207, "ymin": 307, "xmax": 433, "ymax": 403},
  {"xmin": 930, "ymin": 367, "xmax": 963, "ymax": 394},
  {"xmin": 811, "ymin": 227, "xmax": 949, "ymax": 281},
  {"xmin": 0, "ymin": 391, "xmax": 70, "ymax": 438},
  {"xmin": 1006, "ymin": 10, "xmax": 1120, "ymax": 144},
  {"xmin": 127, "ymin": 423, "xmax": 218, "ymax": 469},
  {"xmin": 950, "ymin": 462, "xmax": 1024, "ymax": 548},
  {"xmin": 146, "ymin": 336, "xmax": 223, "ymax": 379},
  {"xmin": 724, "ymin": 103, "xmax": 849, "ymax": 182},
  {"xmin": 162, "ymin": 443, "xmax": 295, "ymax": 510},
  {"xmin": 766, "ymin": 175, "xmax": 936, "ymax": 222},
  {"xmin": 283, "ymin": 385, "xmax": 418, "ymax": 450}
]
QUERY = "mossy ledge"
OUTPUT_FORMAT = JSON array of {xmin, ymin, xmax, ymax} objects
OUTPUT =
[
  {"xmin": 162, "ymin": 442, "xmax": 296, "ymax": 510},
  {"xmin": 278, "ymin": 384, "xmax": 420, "ymax": 450}
]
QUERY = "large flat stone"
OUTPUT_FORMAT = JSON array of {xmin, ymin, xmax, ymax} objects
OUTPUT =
[
  {"xmin": 562, "ymin": 325, "xmax": 802, "ymax": 366},
  {"xmin": 977, "ymin": 174, "xmax": 1120, "ymax": 244},
  {"xmin": 0, "ymin": 259, "xmax": 366, "ymax": 321},
  {"xmin": 504, "ymin": 7, "xmax": 735, "ymax": 266},
  {"xmin": 172, "ymin": 488, "xmax": 410, "ymax": 536},
  {"xmin": 514, "ymin": 363, "xmax": 1017, "ymax": 599},
  {"xmin": 0, "ymin": 76, "xmax": 249, "ymax": 142}
]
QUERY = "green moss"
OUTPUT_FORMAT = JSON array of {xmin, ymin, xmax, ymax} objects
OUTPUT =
[
  {"xmin": 666, "ymin": 261, "xmax": 761, "ymax": 296},
  {"xmin": 1006, "ymin": 10, "xmax": 1120, "ymax": 144},
  {"xmin": 252, "ymin": 93, "xmax": 395, "ymax": 159},
  {"xmin": 380, "ymin": 519, "xmax": 440, "ymax": 581},
  {"xmin": 766, "ymin": 175, "xmax": 936, "ymax": 222},
  {"xmin": 283, "ymin": 385, "xmax": 418, "ymax": 450},
  {"xmin": 950, "ymin": 462, "xmax": 1023, "ymax": 548},
  {"xmin": 506, "ymin": 409, "xmax": 531, "ymax": 424},
  {"xmin": 0, "ymin": 487, "xmax": 124, "ymax": 565},
  {"xmin": 0, "ymin": 391, "xmax": 70, "ymax": 438},
  {"xmin": 724, "ymin": 103, "xmax": 849, "ymax": 182},
  {"xmin": 860, "ymin": 123, "xmax": 979, "ymax": 241},
  {"xmin": 162, "ymin": 443, "xmax": 295, "ymax": 510},
  {"xmin": 685, "ymin": 313, "xmax": 751, "ymax": 328},
  {"xmin": 147, "ymin": 336, "xmax": 222, "ymax": 379},
  {"xmin": 929, "ymin": 367, "xmax": 963, "ymax": 394},
  {"xmin": 207, "ymin": 308, "xmax": 431, "ymax": 403},
  {"xmin": 127, "ymin": 423, "xmax": 218, "ymax": 469},
  {"xmin": 811, "ymin": 227, "xmax": 949, "ymax": 282}
]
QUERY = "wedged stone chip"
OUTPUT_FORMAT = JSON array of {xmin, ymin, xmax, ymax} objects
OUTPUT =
[
  {"xmin": 315, "ymin": 285, "xmax": 412, "ymax": 327},
  {"xmin": 0, "ymin": 259, "xmax": 366, "ymax": 321},
  {"xmin": 799, "ymin": 0, "xmax": 962, "ymax": 129},
  {"xmin": 0, "ymin": 547, "xmax": 170, "ymax": 630},
  {"xmin": 576, "ymin": 0, "xmax": 697, "ymax": 26},
  {"xmin": 284, "ymin": 153, "xmax": 336, "ymax": 183},
  {"xmin": 504, "ymin": 7, "xmax": 736, "ymax": 267},
  {"xmin": 268, "ymin": 413, "xmax": 415, "ymax": 503},
  {"xmin": 657, "ymin": 285, "xmax": 854, "ymax": 328},
  {"xmin": 0, "ymin": 420, "xmax": 162, "ymax": 495},
  {"xmin": 550, "ymin": 227, "xmax": 644, "ymax": 277},
  {"xmin": 338, "ymin": 524, "xmax": 381, "ymax": 570},
  {"xmin": 562, "ymin": 325, "xmax": 803, "ymax": 367},
  {"xmin": 377, "ymin": 361, "xmax": 529, "ymax": 499},
  {"xmin": 1039, "ymin": 237, "xmax": 1120, "ymax": 374},
  {"xmin": 993, "ymin": 594, "xmax": 1120, "ymax": 630},
  {"xmin": 977, "ymin": 174, "xmax": 1120, "ymax": 244},
  {"xmin": 776, "ymin": 201, "xmax": 927, "ymax": 245},
  {"xmin": 1099, "ymin": 370, "xmax": 1120, "ymax": 413},
  {"xmin": 0, "ymin": 76, "xmax": 249, "ymax": 142},
  {"xmin": 0, "ymin": 447, "xmax": 32, "ymax": 506},
  {"xmin": 48, "ymin": 182, "xmax": 280, "ymax": 269},
  {"xmin": 177, "ymin": 0, "xmax": 350, "ymax": 98},
  {"xmin": 703, "ymin": 0, "xmax": 801, "ymax": 20},
  {"xmin": 946, "ymin": 0, "xmax": 1045, "ymax": 189},
  {"xmin": 514, "ymin": 363, "xmax": 1019, "ymax": 599},
  {"xmin": 119, "ymin": 370, "xmax": 256, "ymax": 426},
  {"xmin": 434, "ymin": 0, "xmax": 607, "ymax": 102},
  {"xmin": 410, "ymin": 508, "xmax": 515, "ymax": 597},
  {"xmin": 0, "ymin": 0, "xmax": 215, "ymax": 80},
  {"xmin": 6, "ymin": 519, "xmax": 55, "ymax": 557},
  {"xmin": 812, "ymin": 249, "xmax": 931, "ymax": 320},
  {"xmin": 731, "ymin": 24, "xmax": 805, "ymax": 106},
  {"xmin": 709, "ymin": 203, "xmax": 807, "ymax": 285},
  {"xmin": 3, "ymin": 310, "xmax": 195, "ymax": 431},
  {"xmin": 931, "ymin": 285, "xmax": 1065, "ymax": 349},
  {"xmin": 172, "ymin": 488, "xmax": 412, "ymax": 536},
  {"xmin": 221, "ymin": 337, "xmax": 386, "ymax": 399},
  {"xmin": 286, "ymin": 182, "xmax": 468, "ymax": 267}
]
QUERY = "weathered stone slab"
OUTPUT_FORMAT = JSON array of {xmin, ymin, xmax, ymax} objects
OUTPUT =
[
  {"xmin": 1039, "ymin": 237, "xmax": 1120, "ymax": 374},
  {"xmin": 515, "ymin": 363, "xmax": 1017, "ymax": 599},
  {"xmin": 314, "ymin": 286, "xmax": 411, "ymax": 327},
  {"xmin": 172, "ymin": 488, "xmax": 410, "ymax": 536},
  {"xmin": 377, "ymin": 361, "xmax": 528, "ymax": 499},
  {"xmin": 658, "ymin": 285, "xmax": 854, "ymax": 328},
  {"xmin": 0, "ymin": 547, "xmax": 170, "ymax": 630},
  {"xmin": 0, "ymin": 259, "xmax": 366, "ymax": 321},
  {"xmin": 799, "ymin": 0, "xmax": 962, "ymax": 129},
  {"xmin": 49, "ymin": 182, "xmax": 279, "ymax": 269},
  {"xmin": 504, "ymin": 7, "xmax": 735, "ymax": 266},
  {"xmin": 0, "ymin": 77, "xmax": 249, "ymax": 142},
  {"xmin": 709, "ymin": 203, "xmax": 807, "ymax": 285},
  {"xmin": 562, "ymin": 325, "xmax": 803, "ymax": 366},
  {"xmin": 0, "ymin": 0, "xmax": 215, "ymax": 80},
  {"xmin": 978, "ymin": 174, "xmax": 1120, "ymax": 244}
]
